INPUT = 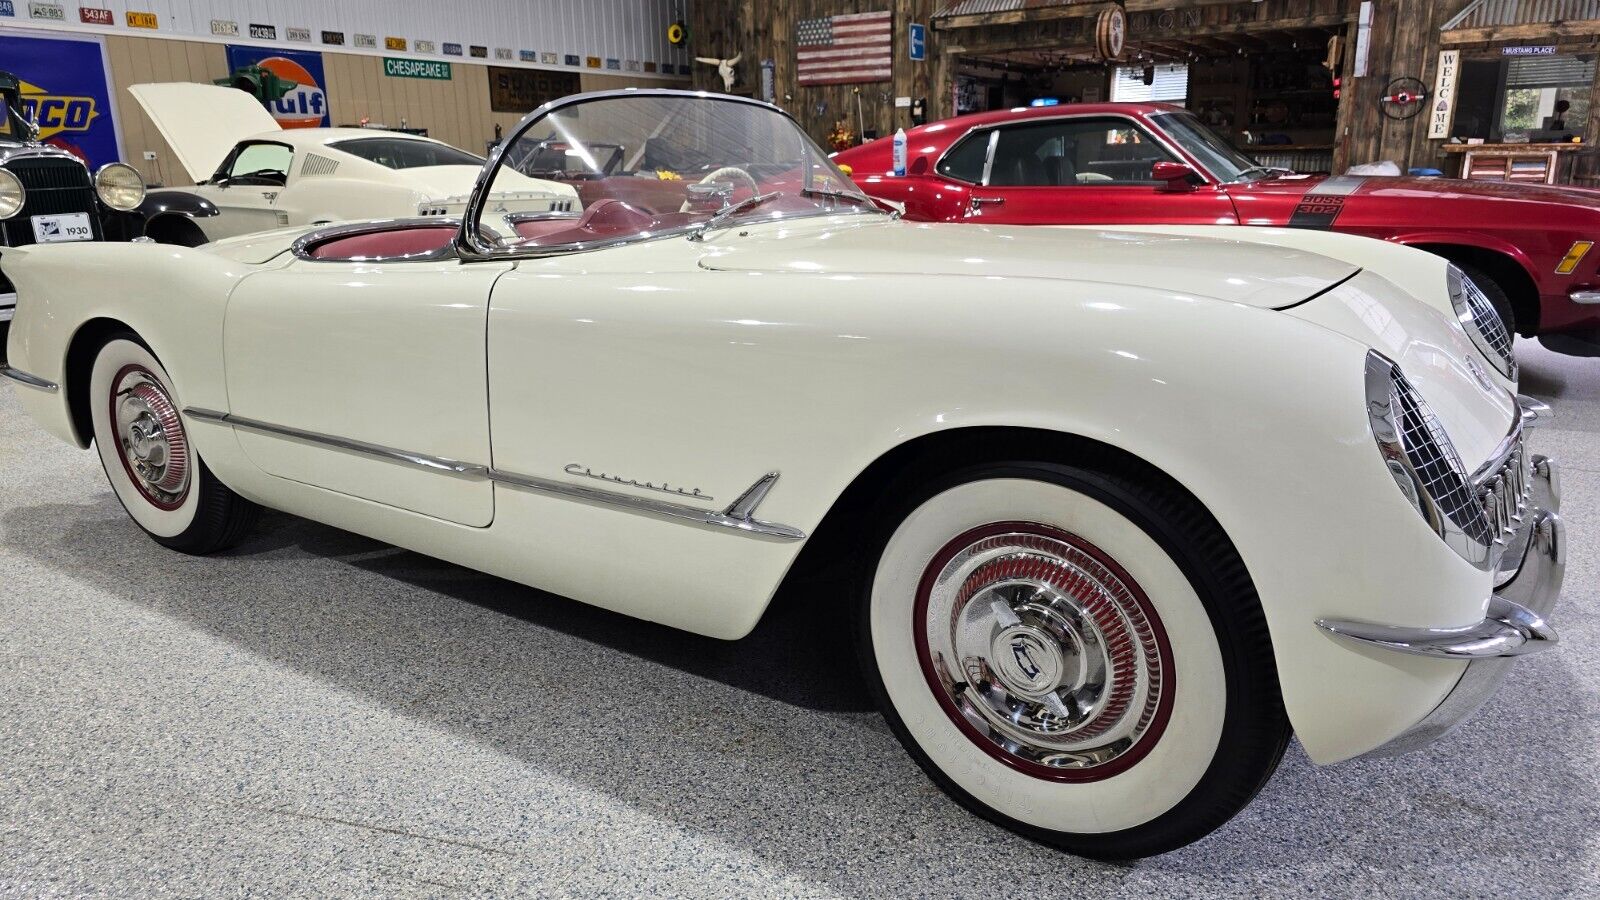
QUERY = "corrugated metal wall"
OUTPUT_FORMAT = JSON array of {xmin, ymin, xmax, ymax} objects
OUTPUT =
[{"xmin": 3, "ymin": 0, "xmax": 691, "ymax": 75}]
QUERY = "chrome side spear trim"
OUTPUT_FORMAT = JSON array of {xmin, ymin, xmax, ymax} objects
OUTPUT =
[
  {"xmin": 182, "ymin": 407, "xmax": 805, "ymax": 541},
  {"xmin": 183, "ymin": 408, "xmax": 488, "ymax": 475}
]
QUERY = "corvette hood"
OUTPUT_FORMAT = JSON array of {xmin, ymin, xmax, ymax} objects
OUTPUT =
[{"xmin": 698, "ymin": 219, "xmax": 1358, "ymax": 309}]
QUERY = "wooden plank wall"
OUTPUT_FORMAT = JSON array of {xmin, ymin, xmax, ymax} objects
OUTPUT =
[
  {"xmin": 103, "ymin": 35, "xmax": 684, "ymax": 185},
  {"xmin": 689, "ymin": 0, "xmax": 943, "ymax": 147},
  {"xmin": 1335, "ymin": 0, "xmax": 1475, "ymax": 170}
]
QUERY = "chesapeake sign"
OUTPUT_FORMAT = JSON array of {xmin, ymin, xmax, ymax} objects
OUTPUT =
[{"xmin": 383, "ymin": 57, "xmax": 452, "ymax": 80}]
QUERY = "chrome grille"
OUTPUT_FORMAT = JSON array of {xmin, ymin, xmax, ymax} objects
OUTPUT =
[
  {"xmin": 1390, "ymin": 368, "xmax": 1494, "ymax": 546},
  {"xmin": 1475, "ymin": 432, "xmax": 1531, "ymax": 553},
  {"xmin": 1462, "ymin": 276, "xmax": 1513, "ymax": 364},
  {"xmin": 0, "ymin": 155, "xmax": 101, "ymax": 249}
]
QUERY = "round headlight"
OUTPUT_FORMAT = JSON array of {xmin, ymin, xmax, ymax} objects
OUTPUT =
[
  {"xmin": 95, "ymin": 162, "xmax": 146, "ymax": 212},
  {"xmin": 1446, "ymin": 265, "xmax": 1516, "ymax": 380},
  {"xmin": 0, "ymin": 168, "xmax": 24, "ymax": 220}
]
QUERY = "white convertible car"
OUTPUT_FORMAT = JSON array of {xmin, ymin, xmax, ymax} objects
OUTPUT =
[
  {"xmin": 126, "ymin": 82, "xmax": 578, "ymax": 244},
  {"xmin": 0, "ymin": 90, "xmax": 1564, "ymax": 858}
]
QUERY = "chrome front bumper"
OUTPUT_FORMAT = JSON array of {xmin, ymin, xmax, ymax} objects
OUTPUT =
[{"xmin": 1318, "ymin": 450, "xmax": 1564, "ymax": 755}]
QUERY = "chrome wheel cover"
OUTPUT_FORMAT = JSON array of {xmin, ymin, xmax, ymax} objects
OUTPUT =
[
  {"xmin": 915, "ymin": 523, "xmax": 1173, "ymax": 781},
  {"xmin": 111, "ymin": 366, "xmax": 190, "ymax": 508}
]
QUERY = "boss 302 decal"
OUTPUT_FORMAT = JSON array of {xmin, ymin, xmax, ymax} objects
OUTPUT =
[{"xmin": 1287, "ymin": 176, "xmax": 1367, "ymax": 230}]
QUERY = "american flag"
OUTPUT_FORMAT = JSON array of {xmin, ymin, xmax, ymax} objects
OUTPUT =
[{"xmin": 796, "ymin": 10, "xmax": 892, "ymax": 86}]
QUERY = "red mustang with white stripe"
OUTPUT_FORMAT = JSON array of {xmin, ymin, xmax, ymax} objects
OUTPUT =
[{"xmin": 835, "ymin": 102, "xmax": 1600, "ymax": 352}]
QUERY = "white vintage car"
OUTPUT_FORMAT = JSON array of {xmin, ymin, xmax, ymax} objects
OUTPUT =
[
  {"xmin": 0, "ymin": 89, "xmax": 1564, "ymax": 859},
  {"xmin": 126, "ymin": 82, "xmax": 578, "ymax": 244}
]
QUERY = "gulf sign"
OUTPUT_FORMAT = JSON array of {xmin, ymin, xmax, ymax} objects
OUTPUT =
[{"xmin": 225, "ymin": 45, "xmax": 330, "ymax": 128}]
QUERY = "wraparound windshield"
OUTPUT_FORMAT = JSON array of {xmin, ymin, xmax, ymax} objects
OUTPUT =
[
  {"xmin": 1152, "ymin": 112, "xmax": 1269, "ymax": 182},
  {"xmin": 469, "ymin": 92, "xmax": 878, "ymax": 253}
]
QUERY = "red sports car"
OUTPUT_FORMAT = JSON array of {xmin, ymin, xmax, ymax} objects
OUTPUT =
[{"xmin": 835, "ymin": 102, "xmax": 1600, "ymax": 353}]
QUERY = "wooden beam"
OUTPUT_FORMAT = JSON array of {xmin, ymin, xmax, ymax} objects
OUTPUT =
[
  {"xmin": 1442, "ymin": 20, "xmax": 1600, "ymax": 46},
  {"xmin": 933, "ymin": 0, "xmax": 1246, "ymax": 33}
]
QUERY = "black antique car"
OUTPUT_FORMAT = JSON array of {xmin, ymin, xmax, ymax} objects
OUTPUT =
[{"xmin": 0, "ymin": 69, "xmax": 156, "ymax": 324}]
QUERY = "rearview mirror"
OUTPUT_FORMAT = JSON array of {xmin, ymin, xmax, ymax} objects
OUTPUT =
[{"xmin": 1152, "ymin": 161, "xmax": 1197, "ymax": 193}]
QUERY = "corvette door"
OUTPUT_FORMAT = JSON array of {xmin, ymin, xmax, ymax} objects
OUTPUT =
[
  {"xmin": 956, "ymin": 117, "xmax": 1238, "ymax": 226},
  {"xmin": 222, "ymin": 251, "xmax": 510, "ymax": 526}
]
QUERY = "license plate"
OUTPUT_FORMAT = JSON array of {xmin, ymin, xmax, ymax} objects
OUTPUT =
[{"xmin": 31, "ymin": 212, "xmax": 94, "ymax": 244}]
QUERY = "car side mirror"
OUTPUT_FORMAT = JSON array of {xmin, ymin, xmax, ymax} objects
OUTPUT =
[{"xmin": 1152, "ymin": 161, "xmax": 1197, "ymax": 193}]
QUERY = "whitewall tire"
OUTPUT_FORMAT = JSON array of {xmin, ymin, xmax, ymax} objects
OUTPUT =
[
  {"xmin": 89, "ymin": 335, "xmax": 258, "ymax": 553},
  {"xmin": 860, "ymin": 458, "xmax": 1288, "ymax": 858}
]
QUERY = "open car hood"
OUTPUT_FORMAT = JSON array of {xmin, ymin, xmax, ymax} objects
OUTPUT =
[
  {"xmin": 128, "ymin": 83, "xmax": 282, "ymax": 184},
  {"xmin": 699, "ymin": 219, "xmax": 1359, "ymax": 309}
]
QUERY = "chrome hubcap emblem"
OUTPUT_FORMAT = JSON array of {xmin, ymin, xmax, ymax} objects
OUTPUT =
[
  {"xmin": 112, "ymin": 368, "xmax": 190, "ymax": 506},
  {"xmin": 916, "ymin": 525, "xmax": 1173, "ymax": 781}
]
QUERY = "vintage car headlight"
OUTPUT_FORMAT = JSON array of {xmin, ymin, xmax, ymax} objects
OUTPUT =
[
  {"xmin": 0, "ymin": 168, "xmax": 24, "ymax": 220},
  {"xmin": 1446, "ymin": 265, "xmax": 1515, "ymax": 380},
  {"xmin": 94, "ymin": 162, "xmax": 146, "ymax": 212},
  {"xmin": 1364, "ymin": 350, "xmax": 1496, "ymax": 569}
]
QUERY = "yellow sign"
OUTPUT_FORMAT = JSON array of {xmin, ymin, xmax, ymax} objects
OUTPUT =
[
  {"xmin": 18, "ymin": 79, "xmax": 97, "ymax": 142},
  {"xmin": 586, "ymin": 56, "xmax": 601, "ymax": 68},
  {"xmin": 125, "ymin": 10, "xmax": 158, "ymax": 28},
  {"xmin": 385, "ymin": 36, "xmax": 407, "ymax": 51}
]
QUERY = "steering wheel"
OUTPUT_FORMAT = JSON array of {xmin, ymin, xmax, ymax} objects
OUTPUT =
[{"xmin": 680, "ymin": 166, "xmax": 760, "ymax": 212}]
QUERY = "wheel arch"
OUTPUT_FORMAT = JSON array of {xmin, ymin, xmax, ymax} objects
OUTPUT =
[
  {"xmin": 780, "ymin": 425, "xmax": 1250, "ymax": 604},
  {"xmin": 143, "ymin": 213, "xmax": 211, "ymax": 247},
  {"xmin": 62, "ymin": 316, "xmax": 142, "ymax": 447},
  {"xmin": 1399, "ymin": 236, "xmax": 1542, "ymax": 335}
]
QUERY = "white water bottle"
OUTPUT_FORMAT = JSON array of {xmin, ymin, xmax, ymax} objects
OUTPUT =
[{"xmin": 892, "ymin": 128, "xmax": 907, "ymax": 176}]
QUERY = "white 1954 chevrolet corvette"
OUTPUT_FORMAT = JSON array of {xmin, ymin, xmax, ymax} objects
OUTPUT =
[{"xmin": 0, "ymin": 89, "xmax": 1565, "ymax": 858}]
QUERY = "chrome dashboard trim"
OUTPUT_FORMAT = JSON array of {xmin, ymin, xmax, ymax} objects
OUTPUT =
[
  {"xmin": 0, "ymin": 364, "xmax": 58, "ymax": 392},
  {"xmin": 183, "ymin": 407, "xmax": 487, "ymax": 475},
  {"xmin": 179, "ymin": 407, "xmax": 805, "ymax": 540}
]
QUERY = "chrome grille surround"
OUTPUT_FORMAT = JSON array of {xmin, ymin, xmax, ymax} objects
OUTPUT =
[
  {"xmin": 1365, "ymin": 351, "xmax": 1525, "ymax": 570},
  {"xmin": 1447, "ymin": 265, "xmax": 1516, "ymax": 380}
]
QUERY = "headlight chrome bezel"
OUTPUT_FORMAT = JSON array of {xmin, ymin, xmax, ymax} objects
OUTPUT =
[
  {"xmin": 1446, "ymin": 265, "xmax": 1516, "ymax": 381},
  {"xmin": 0, "ymin": 168, "xmax": 24, "ymax": 220},
  {"xmin": 1365, "ymin": 350, "xmax": 1495, "ymax": 570},
  {"xmin": 94, "ymin": 162, "xmax": 146, "ymax": 212}
]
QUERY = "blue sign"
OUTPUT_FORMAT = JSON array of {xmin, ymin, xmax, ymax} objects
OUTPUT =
[
  {"xmin": 0, "ymin": 33, "xmax": 121, "ymax": 168},
  {"xmin": 224, "ymin": 45, "xmax": 330, "ymax": 127},
  {"xmin": 909, "ymin": 23, "xmax": 926, "ymax": 61},
  {"xmin": 443, "ymin": 42, "xmax": 463, "ymax": 56},
  {"xmin": 0, "ymin": 1, "xmax": 14, "ymax": 16}
]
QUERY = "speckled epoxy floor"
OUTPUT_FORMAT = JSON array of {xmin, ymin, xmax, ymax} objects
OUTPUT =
[{"xmin": 0, "ymin": 338, "xmax": 1596, "ymax": 899}]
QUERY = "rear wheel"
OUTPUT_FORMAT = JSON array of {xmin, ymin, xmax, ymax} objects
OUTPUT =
[
  {"xmin": 89, "ymin": 335, "xmax": 258, "ymax": 553},
  {"xmin": 859, "ymin": 460, "xmax": 1289, "ymax": 859}
]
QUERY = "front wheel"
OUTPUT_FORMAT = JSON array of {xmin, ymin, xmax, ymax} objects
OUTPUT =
[
  {"xmin": 89, "ymin": 335, "xmax": 259, "ymax": 553},
  {"xmin": 860, "ymin": 460, "xmax": 1289, "ymax": 859}
]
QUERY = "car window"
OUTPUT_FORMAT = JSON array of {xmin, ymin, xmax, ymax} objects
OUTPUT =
[
  {"xmin": 988, "ymin": 118, "xmax": 1176, "ymax": 186},
  {"xmin": 329, "ymin": 137, "xmax": 485, "ymax": 169},
  {"xmin": 937, "ymin": 129, "xmax": 990, "ymax": 183},
  {"xmin": 225, "ymin": 143, "xmax": 292, "ymax": 185}
]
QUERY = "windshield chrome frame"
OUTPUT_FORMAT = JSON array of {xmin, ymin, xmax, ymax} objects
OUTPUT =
[
  {"xmin": 457, "ymin": 88, "xmax": 880, "ymax": 261},
  {"xmin": 1148, "ymin": 110, "xmax": 1270, "ymax": 185}
]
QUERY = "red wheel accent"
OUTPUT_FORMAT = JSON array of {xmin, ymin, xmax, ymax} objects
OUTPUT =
[
  {"xmin": 913, "ymin": 521, "xmax": 1176, "ymax": 783},
  {"xmin": 108, "ymin": 363, "xmax": 190, "ymax": 511}
]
